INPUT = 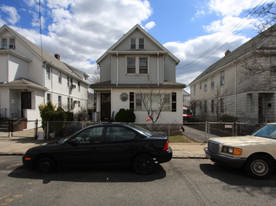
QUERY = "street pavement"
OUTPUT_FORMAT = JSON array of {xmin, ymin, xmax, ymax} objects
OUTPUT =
[{"xmin": 0, "ymin": 127, "xmax": 208, "ymax": 158}]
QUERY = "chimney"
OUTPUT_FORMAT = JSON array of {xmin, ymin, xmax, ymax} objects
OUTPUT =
[
  {"xmin": 225, "ymin": 50, "xmax": 231, "ymax": 56},
  {"xmin": 54, "ymin": 54, "xmax": 60, "ymax": 60}
]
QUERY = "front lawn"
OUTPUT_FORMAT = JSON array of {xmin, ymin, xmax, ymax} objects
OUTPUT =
[{"xmin": 169, "ymin": 134, "xmax": 196, "ymax": 143}]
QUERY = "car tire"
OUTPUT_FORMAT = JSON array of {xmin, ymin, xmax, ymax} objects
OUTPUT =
[
  {"xmin": 133, "ymin": 154, "xmax": 154, "ymax": 175},
  {"xmin": 244, "ymin": 155, "xmax": 274, "ymax": 179},
  {"xmin": 37, "ymin": 157, "xmax": 56, "ymax": 173}
]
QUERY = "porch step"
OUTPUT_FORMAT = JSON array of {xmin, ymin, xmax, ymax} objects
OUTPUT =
[{"xmin": 0, "ymin": 119, "xmax": 9, "ymax": 132}]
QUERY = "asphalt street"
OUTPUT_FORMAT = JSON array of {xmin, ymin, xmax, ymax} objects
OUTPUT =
[{"xmin": 1, "ymin": 156, "xmax": 276, "ymax": 206}]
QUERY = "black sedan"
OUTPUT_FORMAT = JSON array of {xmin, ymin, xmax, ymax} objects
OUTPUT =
[{"xmin": 23, "ymin": 123, "xmax": 172, "ymax": 174}]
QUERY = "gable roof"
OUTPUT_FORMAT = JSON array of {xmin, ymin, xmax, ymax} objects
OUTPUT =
[
  {"xmin": 96, "ymin": 24, "xmax": 180, "ymax": 64},
  {"xmin": 0, "ymin": 25, "xmax": 89, "ymax": 85},
  {"xmin": 0, "ymin": 78, "xmax": 47, "ymax": 91},
  {"xmin": 190, "ymin": 24, "xmax": 276, "ymax": 85}
]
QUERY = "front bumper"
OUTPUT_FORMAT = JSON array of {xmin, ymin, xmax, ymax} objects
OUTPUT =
[
  {"xmin": 22, "ymin": 155, "xmax": 35, "ymax": 169},
  {"xmin": 204, "ymin": 147, "xmax": 246, "ymax": 168}
]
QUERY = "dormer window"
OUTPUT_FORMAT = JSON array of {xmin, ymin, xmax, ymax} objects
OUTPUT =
[{"xmin": 139, "ymin": 38, "xmax": 144, "ymax": 49}]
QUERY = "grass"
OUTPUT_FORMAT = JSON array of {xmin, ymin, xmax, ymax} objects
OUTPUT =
[{"xmin": 169, "ymin": 134, "xmax": 195, "ymax": 143}]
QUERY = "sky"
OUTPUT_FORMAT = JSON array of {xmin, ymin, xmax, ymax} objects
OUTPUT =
[{"xmin": 0, "ymin": 0, "xmax": 274, "ymax": 92}]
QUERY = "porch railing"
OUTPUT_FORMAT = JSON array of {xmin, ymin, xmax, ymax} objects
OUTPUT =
[{"xmin": 0, "ymin": 108, "xmax": 7, "ymax": 118}]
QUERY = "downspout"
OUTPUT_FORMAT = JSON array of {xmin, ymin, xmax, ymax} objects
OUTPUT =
[
  {"xmin": 116, "ymin": 52, "xmax": 119, "ymax": 86},
  {"xmin": 235, "ymin": 63, "xmax": 237, "ymax": 117}
]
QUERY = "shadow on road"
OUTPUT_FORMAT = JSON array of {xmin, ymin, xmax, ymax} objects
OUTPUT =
[
  {"xmin": 8, "ymin": 164, "xmax": 166, "ymax": 184},
  {"xmin": 200, "ymin": 163, "xmax": 276, "ymax": 188}
]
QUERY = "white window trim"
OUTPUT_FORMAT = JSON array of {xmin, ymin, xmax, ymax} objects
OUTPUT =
[{"xmin": 126, "ymin": 56, "xmax": 149, "ymax": 75}]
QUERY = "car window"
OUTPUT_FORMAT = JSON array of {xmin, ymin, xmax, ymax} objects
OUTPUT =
[
  {"xmin": 105, "ymin": 126, "xmax": 137, "ymax": 142},
  {"xmin": 75, "ymin": 126, "xmax": 104, "ymax": 144},
  {"xmin": 253, "ymin": 125, "xmax": 276, "ymax": 139}
]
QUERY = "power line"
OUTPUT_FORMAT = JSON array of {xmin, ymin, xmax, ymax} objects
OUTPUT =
[{"xmin": 176, "ymin": 0, "xmax": 269, "ymax": 71}]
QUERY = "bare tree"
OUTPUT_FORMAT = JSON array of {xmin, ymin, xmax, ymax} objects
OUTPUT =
[
  {"xmin": 248, "ymin": 2, "xmax": 275, "ymax": 32},
  {"xmin": 138, "ymin": 89, "xmax": 167, "ymax": 124},
  {"xmin": 91, "ymin": 68, "xmax": 100, "ymax": 83}
]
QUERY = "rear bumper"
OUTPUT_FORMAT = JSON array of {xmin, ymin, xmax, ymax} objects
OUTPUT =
[
  {"xmin": 155, "ymin": 147, "xmax": 173, "ymax": 163},
  {"xmin": 204, "ymin": 148, "xmax": 246, "ymax": 168}
]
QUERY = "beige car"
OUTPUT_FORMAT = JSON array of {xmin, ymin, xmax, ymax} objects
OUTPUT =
[{"xmin": 205, "ymin": 123, "xmax": 276, "ymax": 179}]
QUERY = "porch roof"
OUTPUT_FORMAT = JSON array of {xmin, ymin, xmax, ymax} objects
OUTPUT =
[
  {"xmin": 90, "ymin": 81, "xmax": 186, "ymax": 89},
  {"xmin": 0, "ymin": 78, "xmax": 48, "ymax": 91}
]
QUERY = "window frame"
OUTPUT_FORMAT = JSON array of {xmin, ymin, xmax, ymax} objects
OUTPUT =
[
  {"xmin": 127, "ymin": 57, "xmax": 136, "ymax": 74},
  {"xmin": 1, "ymin": 38, "xmax": 7, "ymax": 49},
  {"xmin": 139, "ymin": 57, "xmax": 148, "ymax": 74},
  {"xmin": 105, "ymin": 126, "xmax": 137, "ymax": 143},
  {"xmin": 220, "ymin": 71, "xmax": 225, "ymax": 86},
  {"xmin": 130, "ymin": 38, "xmax": 136, "ymax": 49},
  {"xmin": 139, "ymin": 38, "xmax": 144, "ymax": 49}
]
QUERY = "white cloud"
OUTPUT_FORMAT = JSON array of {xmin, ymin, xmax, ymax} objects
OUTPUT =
[
  {"xmin": 165, "ymin": 32, "xmax": 249, "ymax": 85},
  {"xmin": 145, "ymin": 21, "xmax": 156, "ymax": 30},
  {"xmin": 0, "ymin": 6, "xmax": 20, "ymax": 25}
]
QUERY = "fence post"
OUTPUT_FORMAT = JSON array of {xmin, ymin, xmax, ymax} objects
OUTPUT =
[
  {"xmin": 235, "ymin": 122, "xmax": 238, "ymax": 136},
  {"xmin": 35, "ymin": 119, "xmax": 38, "ymax": 139}
]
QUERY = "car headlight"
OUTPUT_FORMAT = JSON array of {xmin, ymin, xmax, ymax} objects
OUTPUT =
[{"xmin": 222, "ymin": 146, "xmax": 242, "ymax": 155}]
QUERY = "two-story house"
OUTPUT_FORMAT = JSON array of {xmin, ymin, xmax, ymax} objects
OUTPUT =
[
  {"xmin": 0, "ymin": 25, "xmax": 89, "ymax": 129},
  {"xmin": 91, "ymin": 24, "xmax": 186, "ymax": 125},
  {"xmin": 189, "ymin": 25, "xmax": 276, "ymax": 124}
]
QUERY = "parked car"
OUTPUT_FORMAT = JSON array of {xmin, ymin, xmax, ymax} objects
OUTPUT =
[
  {"xmin": 183, "ymin": 106, "xmax": 193, "ymax": 121},
  {"xmin": 205, "ymin": 123, "xmax": 276, "ymax": 179},
  {"xmin": 23, "ymin": 123, "xmax": 172, "ymax": 174}
]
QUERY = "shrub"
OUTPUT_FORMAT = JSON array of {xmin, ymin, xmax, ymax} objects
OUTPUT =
[
  {"xmin": 219, "ymin": 114, "xmax": 238, "ymax": 122},
  {"xmin": 74, "ymin": 109, "xmax": 89, "ymax": 121},
  {"xmin": 115, "ymin": 109, "xmax": 136, "ymax": 123}
]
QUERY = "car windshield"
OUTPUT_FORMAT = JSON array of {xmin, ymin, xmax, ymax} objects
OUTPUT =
[
  {"xmin": 129, "ymin": 125, "xmax": 152, "ymax": 137},
  {"xmin": 253, "ymin": 125, "xmax": 276, "ymax": 139}
]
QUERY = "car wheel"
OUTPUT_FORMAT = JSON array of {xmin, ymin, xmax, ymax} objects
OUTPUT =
[
  {"xmin": 244, "ymin": 155, "xmax": 274, "ymax": 179},
  {"xmin": 37, "ymin": 157, "xmax": 56, "ymax": 173},
  {"xmin": 133, "ymin": 154, "xmax": 154, "ymax": 175}
]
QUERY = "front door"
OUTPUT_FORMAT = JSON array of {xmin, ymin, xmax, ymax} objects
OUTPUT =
[
  {"xmin": 101, "ymin": 93, "xmax": 111, "ymax": 121},
  {"xmin": 21, "ymin": 92, "xmax": 31, "ymax": 118}
]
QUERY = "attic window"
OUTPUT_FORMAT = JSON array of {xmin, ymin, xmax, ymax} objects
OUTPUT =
[
  {"xmin": 130, "ymin": 38, "xmax": 136, "ymax": 49},
  {"xmin": 139, "ymin": 38, "xmax": 144, "ymax": 49},
  {"xmin": 1, "ymin": 38, "xmax": 7, "ymax": 49},
  {"xmin": 9, "ymin": 38, "xmax": 15, "ymax": 49}
]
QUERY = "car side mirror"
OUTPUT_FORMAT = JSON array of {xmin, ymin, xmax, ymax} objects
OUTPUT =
[{"xmin": 69, "ymin": 139, "xmax": 79, "ymax": 146}]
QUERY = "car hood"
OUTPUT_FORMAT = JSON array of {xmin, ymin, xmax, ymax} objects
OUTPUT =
[{"xmin": 210, "ymin": 135, "xmax": 276, "ymax": 146}]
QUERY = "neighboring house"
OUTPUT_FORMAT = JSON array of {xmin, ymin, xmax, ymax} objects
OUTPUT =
[
  {"xmin": 0, "ymin": 25, "xmax": 89, "ymax": 129},
  {"xmin": 183, "ymin": 90, "xmax": 191, "ymax": 107},
  {"xmin": 189, "ymin": 25, "xmax": 276, "ymax": 124},
  {"xmin": 90, "ymin": 24, "xmax": 185, "ymax": 125}
]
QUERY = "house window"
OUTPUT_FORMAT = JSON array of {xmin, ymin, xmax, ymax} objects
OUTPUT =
[
  {"xmin": 200, "ymin": 82, "xmax": 202, "ymax": 90},
  {"xmin": 139, "ymin": 38, "xmax": 144, "ymax": 49},
  {"xmin": 220, "ymin": 71, "xmax": 225, "ymax": 86},
  {"xmin": 67, "ymin": 98, "xmax": 70, "ymax": 111},
  {"xmin": 270, "ymin": 56, "xmax": 276, "ymax": 70},
  {"xmin": 127, "ymin": 57, "xmax": 136, "ymax": 74},
  {"xmin": 135, "ymin": 93, "xmax": 171, "ymax": 111},
  {"xmin": 9, "ymin": 38, "xmax": 15, "ymax": 49},
  {"xmin": 211, "ymin": 76, "xmax": 215, "ymax": 89},
  {"xmin": 78, "ymin": 101, "xmax": 80, "ymax": 107},
  {"xmin": 139, "ymin": 58, "xmax": 148, "ymax": 74},
  {"xmin": 58, "ymin": 71, "xmax": 62, "ymax": 83},
  {"xmin": 71, "ymin": 98, "xmax": 73, "ymax": 110},
  {"xmin": 220, "ymin": 98, "xmax": 224, "ymax": 113},
  {"xmin": 58, "ymin": 96, "xmax": 62, "ymax": 108},
  {"xmin": 46, "ymin": 66, "xmax": 51, "ymax": 80},
  {"xmin": 1, "ymin": 38, "xmax": 7, "ymax": 49},
  {"xmin": 129, "ymin": 92, "xmax": 134, "ymax": 110},
  {"xmin": 171, "ymin": 92, "xmax": 176, "ymax": 112},
  {"xmin": 199, "ymin": 101, "xmax": 202, "ymax": 111},
  {"xmin": 204, "ymin": 101, "xmax": 207, "ymax": 113},
  {"xmin": 47, "ymin": 93, "xmax": 51, "ymax": 102},
  {"xmin": 204, "ymin": 79, "xmax": 207, "ymax": 91},
  {"xmin": 193, "ymin": 84, "xmax": 196, "ymax": 95},
  {"xmin": 67, "ymin": 76, "xmax": 70, "ymax": 87},
  {"xmin": 211, "ymin": 100, "xmax": 214, "ymax": 113},
  {"xmin": 130, "ymin": 38, "xmax": 136, "ymax": 49},
  {"xmin": 78, "ymin": 81, "xmax": 80, "ymax": 91}
]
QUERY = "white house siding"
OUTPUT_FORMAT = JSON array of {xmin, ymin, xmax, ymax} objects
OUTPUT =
[
  {"xmin": 0, "ymin": 55, "xmax": 8, "ymax": 82},
  {"xmin": 111, "ymin": 88, "xmax": 183, "ymax": 124},
  {"xmin": 8, "ymin": 55, "xmax": 29, "ymax": 81}
]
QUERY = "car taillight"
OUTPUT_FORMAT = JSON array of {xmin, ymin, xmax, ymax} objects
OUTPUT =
[{"xmin": 163, "ymin": 141, "xmax": 169, "ymax": 151}]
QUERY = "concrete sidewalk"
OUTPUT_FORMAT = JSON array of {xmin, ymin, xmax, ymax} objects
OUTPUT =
[{"xmin": 0, "ymin": 129, "xmax": 207, "ymax": 158}]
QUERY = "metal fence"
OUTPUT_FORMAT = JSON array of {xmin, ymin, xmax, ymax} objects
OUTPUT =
[{"xmin": 183, "ymin": 121, "xmax": 260, "ymax": 142}]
